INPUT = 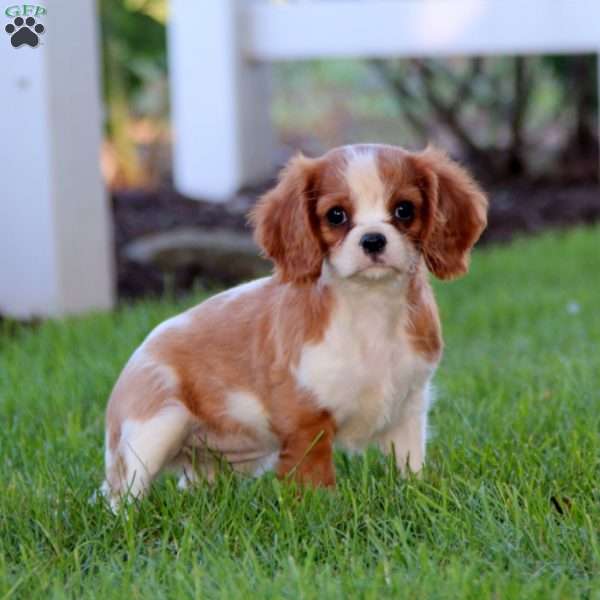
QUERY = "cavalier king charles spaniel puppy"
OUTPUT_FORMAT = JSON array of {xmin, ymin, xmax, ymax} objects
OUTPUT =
[{"xmin": 102, "ymin": 144, "xmax": 487, "ymax": 508}]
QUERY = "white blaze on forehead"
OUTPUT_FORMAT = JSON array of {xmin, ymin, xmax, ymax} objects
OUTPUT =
[{"xmin": 344, "ymin": 149, "xmax": 387, "ymax": 224}]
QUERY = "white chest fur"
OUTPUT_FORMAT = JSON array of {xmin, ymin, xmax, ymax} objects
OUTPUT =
[{"xmin": 295, "ymin": 278, "xmax": 435, "ymax": 450}]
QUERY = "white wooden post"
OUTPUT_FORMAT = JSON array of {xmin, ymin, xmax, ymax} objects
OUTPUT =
[
  {"xmin": 0, "ymin": 0, "xmax": 114, "ymax": 318},
  {"xmin": 168, "ymin": 0, "xmax": 275, "ymax": 202}
]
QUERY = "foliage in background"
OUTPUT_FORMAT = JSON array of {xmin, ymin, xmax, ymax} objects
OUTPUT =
[
  {"xmin": 369, "ymin": 55, "xmax": 598, "ymax": 181},
  {"xmin": 100, "ymin": 0, "xmax": 168, "ymax": 188},
  {"xmin": 276, "ymin": 54, "xmax": 597, "ymax": 183},
  {"xmin": 545, "ymin": 56, "xmax": 599, "ymax": 170}
]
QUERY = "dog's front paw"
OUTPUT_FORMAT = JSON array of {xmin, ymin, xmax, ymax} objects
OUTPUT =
[
  {"xmin": 378, "ymin": 421, "xmax": 426, "ymax": 476},
  {"xmin": 395, "ymin": 447, "xmax": 424, "ymax": 476}
]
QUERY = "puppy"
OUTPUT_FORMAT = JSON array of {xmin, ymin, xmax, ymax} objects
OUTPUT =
[{"xmin": 102, "ymin": 144, "xmax": 487, "ymax": 508}]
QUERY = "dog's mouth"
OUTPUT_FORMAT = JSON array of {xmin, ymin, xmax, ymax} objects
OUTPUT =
[{"xmin": 354, "ymin": 262, "xmax": 402, "ymax": 280}]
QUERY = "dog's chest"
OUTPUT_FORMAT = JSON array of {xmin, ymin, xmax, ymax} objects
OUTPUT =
[{"xmin": 295, "ymin": 290, "xmax": 433, "ymax": 449}]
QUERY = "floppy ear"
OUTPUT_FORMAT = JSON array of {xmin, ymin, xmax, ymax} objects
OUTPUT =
[
  {"xmin": 250, "ymin": 154, "xmax": 324, "ymax": 284},
  {"xmin": 411, "ymin": 147, "xmax": 488, "ymax": 280}
]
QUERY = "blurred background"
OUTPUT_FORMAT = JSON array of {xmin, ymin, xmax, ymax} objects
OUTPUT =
[{"xmin": 101, "ymin": 0, "xmax": 599, "ymax": 300}]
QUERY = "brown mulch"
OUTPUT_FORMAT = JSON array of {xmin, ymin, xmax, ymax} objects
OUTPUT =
[
  {"xmin": 479, "ymin": 180, "xmax": 600, "ymax": 244},
  {"xmin": 113, "ymin": 178, "xmax": 600, "ymax": 300}
]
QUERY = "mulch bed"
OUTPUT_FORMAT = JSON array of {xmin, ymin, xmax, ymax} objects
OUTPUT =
[
  {"xmin": 113, "ymin": 177, "xmax": 599, "ymax": 300},
  {"xmin": 480, "ymin": 180, "xmax": 600, "ymax": 243}
]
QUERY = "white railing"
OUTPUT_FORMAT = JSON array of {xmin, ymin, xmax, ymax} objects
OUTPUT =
[{"xmin": 169, "ymin": 0, "xmax": 600, "ymax": 201}]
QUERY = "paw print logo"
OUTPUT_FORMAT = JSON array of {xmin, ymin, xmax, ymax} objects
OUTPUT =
[{"xmin": 5, "ymin": 16, "xmax": 45, "ymax": 48}]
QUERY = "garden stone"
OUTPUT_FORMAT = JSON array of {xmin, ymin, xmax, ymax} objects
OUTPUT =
[{"xmin": 124, "ymin": 227, "xmax": 270, "ymax": 285}]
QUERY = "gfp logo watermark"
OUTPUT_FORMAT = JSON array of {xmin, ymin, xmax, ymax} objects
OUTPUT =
[{"xmin": 4, "ymin": 4, "xmax": 46, "ymax": 48}]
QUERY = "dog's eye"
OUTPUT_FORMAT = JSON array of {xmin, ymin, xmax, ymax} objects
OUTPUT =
[
  {"xmin": 393, "ymin": 201, "xmax": 415, "ymax": 222},
  {"xmin": 326, "ymin": 206, "xmax": 348, "ymax": 226}
]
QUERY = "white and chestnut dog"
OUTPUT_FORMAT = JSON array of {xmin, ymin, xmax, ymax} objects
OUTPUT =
[{"xmin": 102, "ymin": 144, "xmax": 487, "ymax": 507}]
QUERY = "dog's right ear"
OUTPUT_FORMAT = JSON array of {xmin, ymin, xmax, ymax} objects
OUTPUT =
[{"xmin": 250, "ymin": 154, "xmax": 324, "ymax": 284}]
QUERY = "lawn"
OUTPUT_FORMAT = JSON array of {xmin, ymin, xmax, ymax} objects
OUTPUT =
[{"xmin": 1, "ymin": 227, "xmax": 599, "ymax": 599}]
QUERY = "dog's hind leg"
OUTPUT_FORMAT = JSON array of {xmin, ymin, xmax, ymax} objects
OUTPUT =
[{"xmin": 102, "ymin": 402, "xmax": 193, "ymax": 510}]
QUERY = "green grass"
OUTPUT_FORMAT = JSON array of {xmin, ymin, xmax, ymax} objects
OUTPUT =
[{"xmin": 1, "ymin": 227, "xmax": 600, "ymax": 599}]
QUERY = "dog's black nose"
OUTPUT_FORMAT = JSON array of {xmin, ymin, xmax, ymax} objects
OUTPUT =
[{"xmin": 360, "ymin": 232, "xmax": 387, "ymax": 255}]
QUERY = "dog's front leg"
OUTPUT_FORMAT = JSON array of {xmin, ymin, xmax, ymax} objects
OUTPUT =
[
  {"xmin": 378, "ymin": 386, "xmax": 431, "ymax": 475},
  {"xmin": 276, "ymin": 410, "xmax": 336, "ymax": 488}
]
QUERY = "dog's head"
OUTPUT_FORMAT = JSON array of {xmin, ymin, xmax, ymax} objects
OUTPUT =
[{"xmin": 251, "ymin": 144, "xmax": 488, "ymax": 284}]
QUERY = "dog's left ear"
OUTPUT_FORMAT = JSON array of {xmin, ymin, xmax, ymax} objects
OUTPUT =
[
  {"xmin": 250, "ymin": 154, "xmax": 324, "ymax": 284},
  {"xmin": 410, "ymin": 147, "xmax": 488, "ymax": 280}
]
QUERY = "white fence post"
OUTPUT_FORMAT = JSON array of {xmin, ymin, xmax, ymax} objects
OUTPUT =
[
  {"xmin": 168, "ymin": 0, "xmax": 275, "ymax": 202},
  {"xmin": 0, "ymin": 0, "xmax": 114, "ymax": 318}
]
